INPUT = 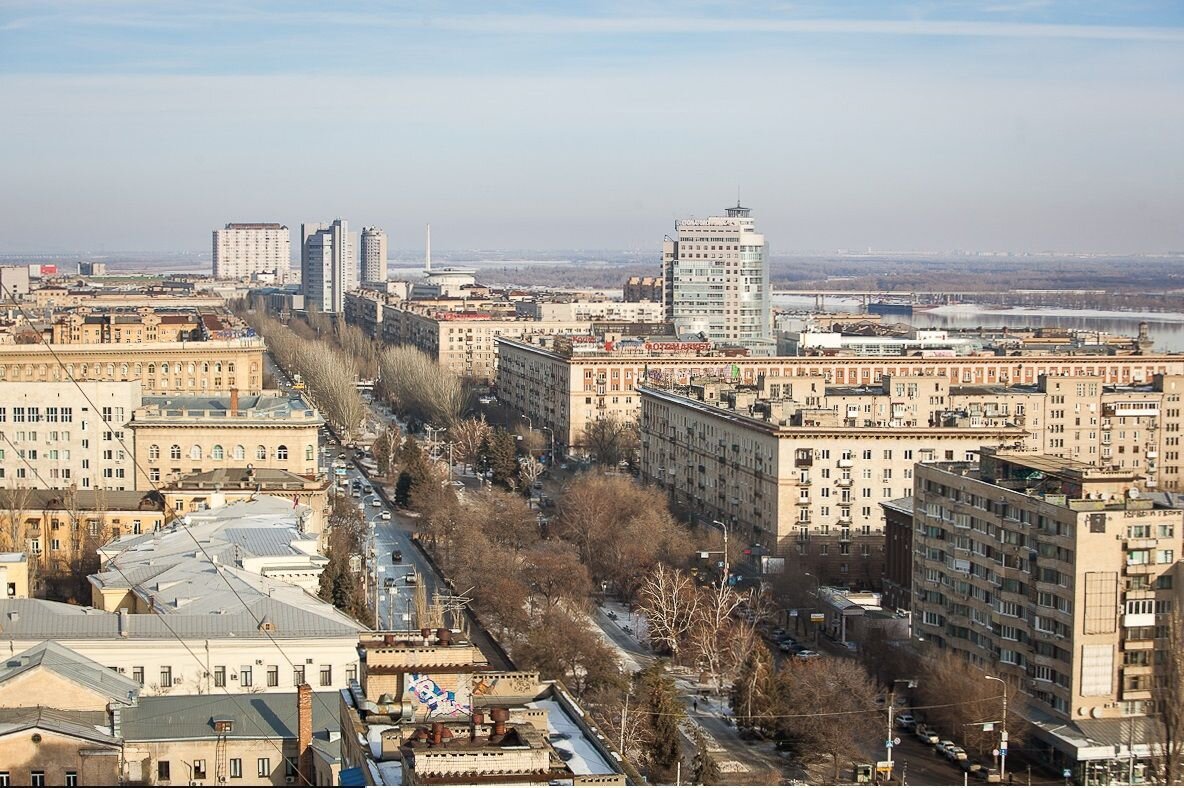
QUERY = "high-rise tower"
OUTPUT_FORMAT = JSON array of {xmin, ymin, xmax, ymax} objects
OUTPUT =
[
  {"xmin": 300, "ymin": 219, "xmax": 355, "ymax": 313},
  {"xmin": 212, "ymin": 223, "xmax": 290, "ymax": 281},
  {"xmin": 360, "ymin": 226, "xmax": 388, "ymax": 285},
  {"xmin": 661, "ymin": 203, "xmax": 772, "ymax": 354}
]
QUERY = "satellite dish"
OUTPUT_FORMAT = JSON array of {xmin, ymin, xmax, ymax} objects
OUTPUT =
[
  {"xmin": 1091, "ymin": 707, "xmax": 1103, "ymax": 719},
  {"xmin": 1128, "ymin": 488, "xmax": 1140, "ymax": 499}
]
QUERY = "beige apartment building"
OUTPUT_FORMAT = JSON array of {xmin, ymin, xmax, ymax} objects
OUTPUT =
[
  {"xmin": 911, "ymin": 449, "xmax": 1183, "ymax": 780},
  {"xmin": 0, "ymin": 380, "xmax": 141, "ymax": 490},
  {"xmin": 0, "ymin": 337, "xmax": 266, "ymax": 394},
  {"xmin": 129, "ymin": 391, "xmax": 322, "ymax": 488},
  {"xmin": 49, "ymin": 306, "xmax": 203, "ymax": 344},
  {"xmin": 638, "ymin": 377, "xmax": 1028, "ymax": 579}
]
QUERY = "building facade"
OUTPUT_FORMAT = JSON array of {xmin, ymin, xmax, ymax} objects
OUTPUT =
[
  {"xmin": 662, "ymin": 204, "xmax": 771, "ymax": 353},
  {"xmin": 302, "ymin": 219, "xmax": 355, "ymax": 313},
  {"xmin": 910, "ymin": 449, "xmax": 1184, "ymax": 779},
  {"xmin": 360, "ymin": 226, "xmax": 389, "ymax": 285},
  {"xmin": 129, "ymin": 392, "xmax": 322, "ymax": 488},
  {"xmin": 0, "ymin": 338, "xmax": 267, "ymax": 395},
  {"xmin": 638, "ymin": 378, "xmax": 1027, "ymax": 578},
  {"xmin": 212, "ymin": 223, "xmax": 291, "ymax": 281},
  {"xmin": 623, "ymin": 275, "xmax": 662, "ymax": 303},
  {"xmin": 0, "ymin": 381, "xmax": 141, "ymax": 490},
  {"xmin": 49, "ymin": 306, "xmax": 203, "ymax": 344}
]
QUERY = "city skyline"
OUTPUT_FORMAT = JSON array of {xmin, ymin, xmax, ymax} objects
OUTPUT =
[{"xmin": 1, "ymin": 1, "xmax": 1182, "ymax": 254}]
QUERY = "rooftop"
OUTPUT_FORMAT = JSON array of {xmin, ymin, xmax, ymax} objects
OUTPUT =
[
  {"xmin": 0, "ymin": 707, "xmax": 117, "ymax": 746},
  {"xmin": 118, "ymin": 690, "xmax": 340, "ymax": 743},
  {"xmin": 134, "ymin": 392, "xmax": 320, "ymax": 423},
  {"xmin": 165, "ymin": 467, "xmax": 327, "ymax": 491},
  {"xmin": 0, "ymin": 640, "xmax": 141, "ymax": 705}
]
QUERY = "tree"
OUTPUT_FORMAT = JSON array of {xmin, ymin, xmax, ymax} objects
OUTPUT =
[
  {"xmin": 518, "ymin": 455, "xmax": 545, "ymax": 492},
  {"xmin": 522, "ymin": 541, "xmax": 592, "ymax": 613},
  {"xmin": 636, "ymin": 661, "xmax": 684, "ymax": 783},
  {"xmin": 0, "ymin": 485, "xmax": 33, "ymax": 553},
  {"xmin": 688, "ymin": 581, "xmax": 748, "ymax": 693},
  {"xmin": 1153, "ymin": 611, "xmax": 1184, "ymax": 784},
  {"xmin": 450, "ymin": 417, "xmax": 490, "ymax": 471},
  {"xmin": 514, "ymin": 609, "xmax": 624, "ymax": 699},
  {"xmin": 637, "ymin": 565, "xmax": 700, "ymax": 658},
  {"xmin": 581, "ymin": 415, "xmax": 639, "ymax": 467},
  {"xmin": 317, "ymin": 497, "xmax": 373, "ymax": 627},
  {"xmin": 911, "ymin": 651, "xmax": 1030, "ymax": 759},
  {"xmin": 371, "ymin": 426, "xmax": 400, "ymax": 479},
  {"xmin": 690, "ymin": 729, "xmax": 722, "ymax": 785},
  {"xmin": 378, "ymin": 345, "xmax": 472, "ymax": 427},
  {"xmin": 478, "ymin": 429, "xmax": 519, "ymax": 491},
  {"xmin": 731, "ymin": 646, "xmax": 774, "ymax": 733}
]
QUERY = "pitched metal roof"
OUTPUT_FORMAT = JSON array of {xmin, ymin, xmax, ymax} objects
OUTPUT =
[
  {"xmin": 119, "ymin": 691, "xmax": 340, "ymax": 742},
  {"xmin": 0, "ymin": 640, "xmax": 140, "ymax": 705},
  {"xmin": 0, "ymin": 707, "xmax": 118, "ymax": 745}
]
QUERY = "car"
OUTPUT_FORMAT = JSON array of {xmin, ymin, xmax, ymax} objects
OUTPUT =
[
  {"xmin": 380, "ymin": 511, "xmax": 392, "ymax": 521},
  {"xmin": 404, "ymin": 573, "xmax": 418, "ymax": 585},
  {"xmin": 894, "ymin": 714, "xmax": 916, "ymax": 731},
  {"xmin": 352, "ymin": 490, "xmax": 361, "ymax": 497},
  {"xmin": 392, "ymin": 550, "xmax": 403, "ymax": 563},
  {"xmin": 478, "ymin": 395, "xmax": 496, "ymax": 405},
  {"xmin": 794, "ymin": 649, "xmax": 820, "ymax": 660},
  {"xmin": 975, "ymin": 767, "xmax": 1001, "ymax": 784},
  {"xmin": 368, "ymin": 497, "xmax": 382, "ymax": 507},
  {"xmin": 961, "ymin": 760, "xmax": 985, "ymax": 775},
  {"xmin": 948, "ymin": 746, "xmax": 969, "ymax": 762},
  {"xmin": 771, "ymin": 627, "xmax": 787, "ymax": 638},
  {"xmin": 778, "ymin": 641, "xmax": 799, "ymax": 654},
  {"xmin": 935, "ymin": 741, "xmax": 958, "ymax": 759},
  {"xmin": 915, "ymin": 726, "xmax": 940, "ymax": 745},
  {"xmin": 383, "ymin": 577, "xmax": 395, "ymax": 588}
]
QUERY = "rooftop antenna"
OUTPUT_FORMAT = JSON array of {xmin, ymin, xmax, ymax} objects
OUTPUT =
[{"xmin": 425, "ymin": 223, "xmax": 432, "ymax": 273}]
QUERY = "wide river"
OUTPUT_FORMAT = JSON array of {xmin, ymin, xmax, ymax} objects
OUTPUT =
[{"xmin": 772, "ymin": 296, "xmax": 1184, "ymax": 353}]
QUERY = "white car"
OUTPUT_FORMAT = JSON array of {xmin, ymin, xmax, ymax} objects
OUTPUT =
[
  {"xmin": 368, "ymin": 497, "xmax": 382, "ymax": 507},
  {"xmin": 379, "ymin": 511, "xmax": 392, "ymax": 521}
]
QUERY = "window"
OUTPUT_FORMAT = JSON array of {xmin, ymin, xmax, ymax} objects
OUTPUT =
[
  {"xmin": 189, "ymin": 445, "xmax": 202, "ymax": 460},
  {"xmin": 241, "ymin": 665, "xmax": 253, "ymax": 687},
  {"xmin": 0, "ymin": 773, "xmax": 8, "ymax": 787},
  {"xmin": 257, "ymin": 758, "xmax": 271, "ymax": 778},
  {"xmin": 160, "ymin": 666, "xmax": 172, "ymax": 686},
  {"xmin": 211, "ymin": 444, "xmax": 224, "ymax": 460},
  {"xmin": 67, "ymin": 775, "xmax": 80, "ymax": 788},
  {"xmin": 193, "ymin": 760, "xmax": 207, "ymax": 780},
  {"xmin": 158, "ymin": 761, "xmax": 171, "ymax": 781},
  {"xmin": 257, "ymin": 445, "xmax": 267, "ymax": 460},
  {"xmin": 30, "ymin": 774, "xmax": 44, "ymax": 788},
  {"xmin": 293, "ymin": 665, "xmax": 305, "ymax": 685},
  {"xmin": 306, "ymin": 444, "xmax": 315, "ymax": 461},
  {"xmin": 319, "ymin": 665, "xmax": 332, "ymax": 686},
  {"xmin": 230, "ymin": 759, "xmax": 242, "ymax": 779},
  {"xmin": 132, "ymin": 666, "xmax": 144, "ymax": 685},
  {"xmin": 277, "ymin": 445, "xmax": 288, "ymax": 460},
  {"xmin": 233, "ymin": 444, "xmax": 245, "ymax": 460},
  {"xmin": 170, "ymin": 444, "xmax": 181, "ymax": 460},
  {"xmin": 267, "ymin": 665, "xmax": 279, "ymax": 687},
  {"xmin": 148, "ymin": 444, "xmax": 160, "ymax": 460},
  {"xmin": 214, "ymin": 666, "xmax": 226, "ymax": 687}
]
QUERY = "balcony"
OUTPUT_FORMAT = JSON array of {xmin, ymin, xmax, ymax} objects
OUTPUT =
[
  {"xmin": 797, "ymin": 497, "xmax": 811, "ymax": 506},
  {"xmin": 836, "ymin": 478, "xmax": 853, "ymax": 488},
  {"xmin": 1122, "ymin": 665, "xmax": 1154, "ymax": 677},
  {"xmin": 838, "ymin": 516, "xmax": 853, "ymax": 526},
  {"xmin": 1122, "ymin": 688, "xmax": 1153, "ymax": 701},
  {"xmin": 1124, "ymin": 612, "xmax": 1156, "ymax": 628},
  {"xmin": 838, "ymin": 458, "xmax": 854, "ymax": 468}
]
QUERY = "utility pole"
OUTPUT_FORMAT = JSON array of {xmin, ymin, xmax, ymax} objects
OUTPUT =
[
  {"xmin": 712, "ymin": 519, "xmax": 729, "ymax": 585},
  {"xmin": 986, "ymin": 675, "xmax": 1008, "ymax": 782},
  {"xmin": 619, "ymin": 692, "xmax": 629, "ymax": 756},
  {"xmin": 886, "ymin": 679, "xmax": 917, "ymax": 782}
]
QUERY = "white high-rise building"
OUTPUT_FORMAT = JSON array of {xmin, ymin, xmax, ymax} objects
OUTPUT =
[
  {"xmin": 662, "ymin": 204, "xmax": 772, "ymax": 354},
  {"xmin": 211, "ymin": 223, "xmax": 290, "ymax": 281},
  {"xmin": 301, "ymin": 219, "xmax": 355, "ymax": 313},
  {"xmin": 360, "ymin": 226, "xmax": 388, "ymax": 285}
]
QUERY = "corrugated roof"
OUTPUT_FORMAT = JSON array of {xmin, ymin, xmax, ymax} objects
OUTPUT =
[
  {"xmin": 0, "ymin": 707, "xmax": 118, "ymax": 745},
  {"xmin": 0, "ymin": 641, "xmax": 140, "ymax": 705},
  {"xmin": 120, "ymin": 691, "xmax": 340, "ymax": 742}
]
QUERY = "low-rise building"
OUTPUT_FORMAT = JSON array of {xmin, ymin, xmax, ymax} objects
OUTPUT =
[
  {"xmin": 0, "ymin": 552, "xmax": 28, "ymax": 599},
  {"xmin": 778, "ymin": 327, "xmax": 982, "ymax": 357},
  {"xmin": 162, "ymin": 467, "xmax": 332, "ymax": 535},
  {"xmin": 514, "ymin": 299, "xmax": 665, "ymax": 323},
  {"xmin": 339, "ymin": 629, "xmax": 627, "ymax": 786},
  {"xmin": 911, "ymin": 449, "xmax": 1183, "ymax": 782},
  {"xmin": 129, "ymin": 390, "xmax": 322, "ymax": 488}
]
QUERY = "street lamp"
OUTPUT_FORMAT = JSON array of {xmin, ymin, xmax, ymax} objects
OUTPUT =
[
  {"xmin": 885, "ymin": 679, "xmax": 918, "ymax": 782},
  {"xmin": 711, "ymin": 519, "xmax": 729, "ymax": 585},
  {"xmin": 540, "ymin": 425, "xmax": 555, "ymax": 463},
  {"xmin": 985, "ymin": 675, "xmax": 1009, "ymax": 782}
]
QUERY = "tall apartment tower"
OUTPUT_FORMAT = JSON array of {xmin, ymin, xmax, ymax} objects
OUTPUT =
[
  {"xmin": 662, "ymin": 203, "xmax": 772, "ymax": 355},
  {"xmin": 360, "ymin": 226, "xmax": 389, "ymax": 285},
  {"xmin": 301, "ymin": 219, "xmax": 355, "ymax": 313},
  {"xmin": 212, "ymin": 223, "xmax": 291, "ymax": 281}
]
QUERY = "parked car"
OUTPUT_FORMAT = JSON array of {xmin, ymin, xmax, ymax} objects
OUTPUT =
[
  {"xmin": 404, "ymin": 573, "xmax": 418, "ymax": 585},
  {"xmin": 961, "ymin": 760, "xmax": 985, "ymax": 775},
  {"xmin": 935, "ymin": 741, "xmax": 958, "ymax": 759},
  {"xmin": 380, "ymin": 511, "xmax": 392, "ymax": 521},
  {"xmin": 794, "ymin": 649, "xmax": 821, "ymax": 660},
  {"xmin": 368, "ymin": 497, "xmax": 382, "ymax": 507},
  {"xmin": 771, "ymin": 627, "xmax": 787, "ymax": 638},
  {"xmin": 894, "ymin": 714, "xmax": 916, "ymax": 731},
  {"xmin": 915, "ymin": 726, "xmax": 940, "ymax": 745},
  {"xmin": 975, "ymin": 767, "xmax": 1001, "ymax": 783},
  {"xmin": 778, "ymin": 641, "xmax": 798, "ymax": 654},
  {"xmin": 392, "ymin": 550, "xmax": 402, "ymax": 563},
  {"xmin": 948, "ymin": 746, "xmax": 969, "ymax": 762},
  {"xmin": 383, "ymin": 577, "xmax": 395, "ymax": 588}
]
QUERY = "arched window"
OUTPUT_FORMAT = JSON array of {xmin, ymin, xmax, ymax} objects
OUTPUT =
[
  {"xmin": 228, "ymin": 362, "xmax": 236, "ymax": 373},
  {"xmin": 233, "ymin": 445, "xmax": 245, "ymax": 460},
  {"xmin": 135, "ymin": 363, "xmax": 142, "ymax": 375},
  {"xmin": 170, "ymin": 444, "xmax": 181, "ymax": 460},
  {"xmin": 148, "ymin": 445, "xmax": 160, "ymax": 460},
  {"xmin": 215, "ymin": 362, "xmax": 223, "ymax": 373},
  {"xmin": 105, "ymin": 363, "xmax": 114, "ymax": 377},
  {"xmin": 256, "ymin": 445, "xmax": 267, "ymax": 460},
  {"xmin": 211, "ymin": 445, "xmax": 224, "ymax": 460},
  {"xmin": 148, "ymin": 364, "xmax": 156, "ymax": 375},
  {"xmin": 161, "ymin": 363, "xmax": 170, "ymax": 375},
  {"xmin": 276, "ymin": 445, "xmax": 288, "ymax": 460},
  {"xmin": 188, "ymin": 362, "xmax": 195, "ymax": 374},
  {"xmin": 203, "ymin": 362, "xmax": 209, "ymax": 373},
  {"xmin": 189, "ymin": 445, "xmax": 202, "ymax": 460},
  {"xmin": 305, "ymin": 445, "xmax": 315, "ymax": 462},
  {"xmin": 120, "ymin": 363, "xmax": 128, "ymax": 377}
]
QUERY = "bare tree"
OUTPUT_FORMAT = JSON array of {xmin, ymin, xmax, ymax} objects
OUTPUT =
[
  {"xmin": 581, "ymin": 415, "xmax": 639, "ymax": 467},
  {"xmin": 518, "ymin": 455, "xmax": 545, "ymax": 491},
  {"xmin": 1153, "ymin": 611, "xmax": 1184, "ymax": 784},
  {"xmin": 0, "ymin": 485, "xmax": 33, "ymax": 554},
  {"xmin": 378, "ymin": 345, "xmax": 472, "ymax": 428},
  {"xmin": 450, "ymin": 417, "xmax": 490, "ymax": 471},
  {"xmin": 688, "ymin": 582, "xmax": 748, "ymax": 693},
  {"xmin": 637, "ymin": 565, "xmax": 700, "ymax": 658}
]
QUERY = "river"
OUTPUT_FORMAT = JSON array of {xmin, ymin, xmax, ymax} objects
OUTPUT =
[{"xmin": 771, "ymin": 296, "xmax": 1184, "ymax": 353}]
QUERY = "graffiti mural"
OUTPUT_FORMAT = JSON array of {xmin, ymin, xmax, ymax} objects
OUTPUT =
[{"xmin": 404, "ymin": 673, "xmax": 472, "ymax": 717}]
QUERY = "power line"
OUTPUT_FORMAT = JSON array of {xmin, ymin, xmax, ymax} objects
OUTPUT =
[{"xmin": 0, "ymin": 283, "xmax": 348, "ymax": 741}]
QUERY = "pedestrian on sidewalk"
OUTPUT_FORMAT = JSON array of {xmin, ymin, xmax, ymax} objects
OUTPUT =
[{"xmin": 693, "ymin": 699, "xmax": 699, "ymax": 714}]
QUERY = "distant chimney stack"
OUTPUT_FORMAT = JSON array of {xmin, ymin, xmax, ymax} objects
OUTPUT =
[
  {"xmin": 229, "ymin": 387, "xmax": 239, "ymax": 413},
  {"xmin": 297, "ymin": 683, "xmax": 313, "ymax": 784},
  {"xmin": 118, "ymin": 608, "xmax": 129, "ymax": 638}
]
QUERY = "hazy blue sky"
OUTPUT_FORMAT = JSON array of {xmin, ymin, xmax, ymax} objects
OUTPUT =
[{"xmin": 2, "ymin": 1, "xmax": 1182, "ymax": 254}]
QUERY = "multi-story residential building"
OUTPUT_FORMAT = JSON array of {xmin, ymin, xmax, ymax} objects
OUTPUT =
[
  {"xmin": 212, "ymin": 222, "xmax": 291, "ymax": 281},
  {"xmin": 623, "ymin": 275, "xmax": 662, "ymax": 303},
  {"xmin": 0, "ymin": 265, "xmax": 31, "ymax": 300},
  {"xmin": 911, "ymin": 449, "xmax": 1183, "ymax": 781},
  {"xmin": 0, "ymin": 381, "xmax": 141, "ymax": 490},
  {"xmin": 514, "ymin": 299, "xmax": 665, "ymax": 323},
  {"xmin": 497, "ymin": 336, "xmax": 1184, "ymax": 467},
  {"xmin": 880, "ymin": 497, "xmax": 914, "ymax": 611},
  {"xmin": 49, "ymin": 306, "xmax": 204, "ymax": 344},
  {"xmin": 0, "ymin": 337, "xmax": 267, "ymax": 394},
  {"xmin": 128, "ymin": 390, "xmax": 322, "ymax": 488},
  {"xmin": 638, "ymin": 376, "xmax": 1028, "ymax": 580},
  {"xmin": 360, "ymin": 226, "xmax": 388, "ymax": 285},
  {"xmin": 379, "ymin": 304, "xmax": 592, "ymax": 382},
  {"xmin": 343, "ymin": 290, "xmax": 386, "ymax": 338},
  {"xmin": 302, "ymin": 219, "xmax": 355, "ymax": 313},
  {"xmin": 77, "ymin": 261, "xmax": 107, "ymax": 276},
  {"xmin": 662, "ymin": 203, "xmax": 772, "ymax": 354}
]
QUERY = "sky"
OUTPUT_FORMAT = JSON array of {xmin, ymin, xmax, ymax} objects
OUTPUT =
[{"xmin": 1, "ymin": 1, "xmax": 1182, "ymax": 255}]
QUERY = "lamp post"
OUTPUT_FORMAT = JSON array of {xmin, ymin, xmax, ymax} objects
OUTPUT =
[
  {"xmin": 985, "ymin": 675, "xmax": 1009, "ymax": 782},
  {"xmin": 886, "ymin": 679, "xmax": 918, "ymax": 782},
  {"xmin": 540, "ymin": 425, "xmax": 555, "ymax": 463},
  {"xmin": 711, "ymin": 519, "xmax": 729, "ymax": 585}
]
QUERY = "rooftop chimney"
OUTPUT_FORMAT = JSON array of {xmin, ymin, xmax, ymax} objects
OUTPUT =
[
  {"xmin": 118, "ymin": 607, "xmax": 129, "ymax": 638},
  {"xmin": 229, "ymin": 387, "xmax": 239, "ymax": 413},
  {"xmin": 297, "ymin": 683, "xmax": 313, "ymax": 785}
]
